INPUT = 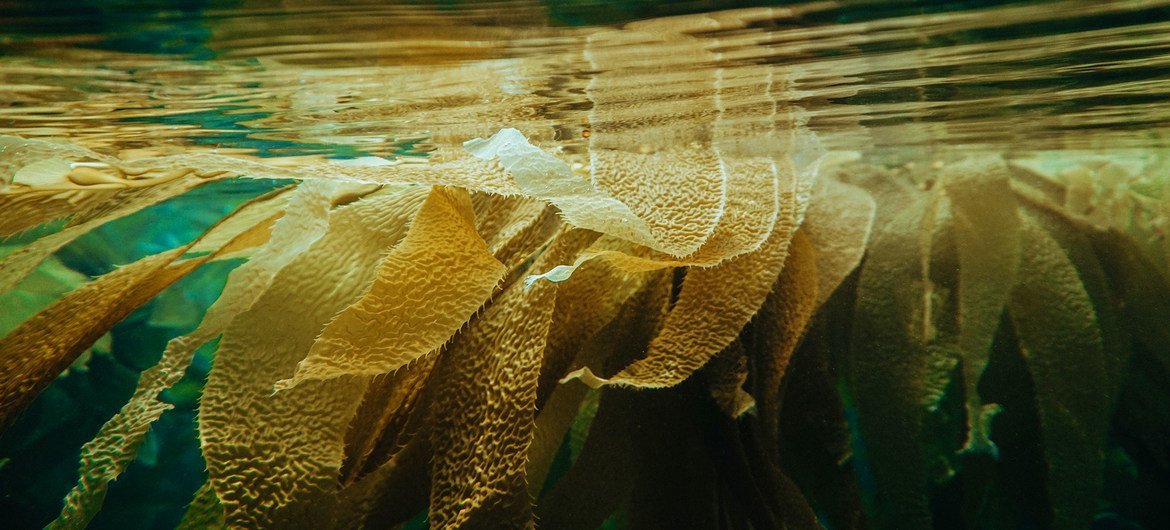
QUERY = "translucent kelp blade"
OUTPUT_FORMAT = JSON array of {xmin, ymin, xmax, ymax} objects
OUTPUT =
[
  {"xmin": 943, "ymin": 156, "xmax": 1022, "ymax": 456},
  {"xmin": 428, "ymin": 228, "xmax": 597, "ymax": 529},
  {"xmin": 176, "ymin": 481, "xmax": 226, "ymax": 530},
  {"xmin": 847, "ymin": 195, "xmax": 949, "ymax": 530},
  {"xmin": 0, "ymin": 192, "xmax": 278, "ymax": 432},
  {"xmin": 49, "ymin": 181, "xmax": 336, "ymax": 529},
  {"xmin": 706, "ymin": 339, "xmax": 756, "ymax": 418},
  {"xmin": 199, "ymin": 186, "xmax": 428, "ymax": 528},
  {"xmin": 465, "ymin": 125, "xmax": 778, "ymax": 265},
  {"xmin": 527, "ymin": 269, "xmax": 669, "ymax": 497},
  {"xmin": 1009, "ymin": 216, "xmax": 1109, "ymax": 530},
  {"xmin": 463, "ymin": 128, "xmax": 669, "ymax": 252},
  {"xmin": 802, "ymin": 178, "xmax": 875, "ymax": 309},
  {"xmin": 0, "ymin": 135, "xmax": 120, "ymax": 236},
  {"xmin": 753, "ymin": 230, "xmax": 819, "ymax": 446},
  {"xmin": 535, "ymin": 274, "xmax": 672, "ymax": 530},
  {"xmin": 275, "ymin": 187, "xmax": 506, "ymax": 389},
  {"xmin": 0, "ymin": 248, "xmax": 189, "ymax": 431},
  {"xmin": 536, "ymin": 248, "xmax": 647, "ymax": 407},
  {"xmin": 0, "ymin": 177, "xmax": 207, "ymax": 293},
  {"xmin": 563, "ymin": 206, "xmax": 797, "ymax": 389},
  {"xmin": 585, "ymin": 26, "xmax": 725, "ymax": 258}
]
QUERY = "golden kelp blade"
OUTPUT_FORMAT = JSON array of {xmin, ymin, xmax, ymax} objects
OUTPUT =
[
  {"xmin": 535, "ymin": 272, "xmax": 673, "ymax": 530},
  {"xmin": 536, "ymin": 248, "xmax": 649, "ymax": 404},
  {"xmin": 586, "ymin": 25, "xmax": 725, "ymax": 258},
  {"xmin": 0, "ymin": 191, "xmax": 278, "ymax": 433},
  {"xmin": 846, "ymin": 196, "xmax": 944, "ymax": 530},
  {"xmin": 428, "ymin": 228, "xmax": 598, "ymax": 529},
  {"xmin": 0, "ymin": 249, "xmax": 188, "ymax": 431},
  {"xmin": 0, "ymin": 178, "xmax": 209, "ymax": 294},
  {"xmin": 564, "ymin": 206, "xmax": 798, "ymax": 389},
  {"xmin": 526, "ymin": 263, "xmax": 657, "ymax": 495},
  {"xmin": 471, "ymin": 194, "xmax": 555, "ymax": 270},
  {"xmin": 706, "ymin": 339, "xmax": 756, "ymax": 418},
  {"xmin": 276, "ymin": 187, "xmax": 506, "ymax": 389},
  {"xmin": 801, "ymin": 178, "xmax": 875, "ymax": 309},
  {"xmin": 942, "ymin": 157, "xmax": 1021, "ymax": 456},
  {"xmin": 49, "ymin": 182, "xmax": 336, "ymax": 529},
  {"xmin": 176, "ymin": 481, "xmax": 226, "ymax": 530},
  {"xmin": 199, "ymin": 186, "xmax": 427, "ymax": 528},
  {"xmin": 752, "ymin": 230, "xmax": 819, "ymax": 445},
  {"xmin": 1010, "ymin": 216, "xmax": 1109, "ymax": 530},
  {"xmin": 0, "ymin": 185, "xmax": 119, "ymax": 239}
]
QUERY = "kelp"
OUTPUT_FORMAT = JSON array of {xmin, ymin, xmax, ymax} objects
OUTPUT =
[
  {"xmin": 1010, "ymin": 215, "xmax": 1110, "ymax": 530},
  {"xmin": 274, "ymin": 187, "xmax": 506, "ymax": 389},
  {"xmin": 199, "ymin": 186, "xmax": 429, "ymax": 527},
  {"xmin": 49, "ymin": 182, "xmax": 333, "ymax": 529},
  {"xmin": 2, "ymin": 119, "xmax": 1167, "ymax": 530},
  {"xmin": 0, "ymin": 189, "xmax": 284, "ymax": 432}
]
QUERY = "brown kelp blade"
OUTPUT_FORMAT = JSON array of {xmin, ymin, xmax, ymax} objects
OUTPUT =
[
  {"xmin": 1009, "ymin": 216, "xmax": 1110, "ymax": 530},
  {"xmin": 752, "ymin": 230, "xmax": 819, "ymax": 447},
  {"xmin": 943, "ymin": 157, "xmax": 1021, "ymax": 456},
  {"xmin": 846, "ymin": 194, "xmax": 951, "ymax": 530},
  {"xmin": 0, "ymin": 188, "xmax": 285, "ymax": 433},
  {"xmin": 564, "ymin": 204, "xmax": 798, "ymax": 389},
  {"xmin": 428, "ymin": 228, "xmax": 597, "ymax": 529},
  {"xmin": 48, "ymin": 182, "xmax": 334, "ymax": 529}
]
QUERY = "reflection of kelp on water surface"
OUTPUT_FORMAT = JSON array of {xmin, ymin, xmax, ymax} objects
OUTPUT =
[{"xmin": 1, "ymin": 3, "xmax": 1170, "ymax": 530}]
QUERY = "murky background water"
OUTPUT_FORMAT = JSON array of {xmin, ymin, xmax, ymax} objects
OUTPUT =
[{"xmin": 2, "ymin": 1, "xmax": 1170, "ymax": 528}]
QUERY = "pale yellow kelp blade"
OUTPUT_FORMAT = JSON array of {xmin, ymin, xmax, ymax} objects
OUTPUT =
[
  {"xmin": 585, "ymin": 24, "xmax": 725, "ymax": 258},
  {"xmin": 276, "ymin": 187, "xmax": 506, "ymax": 389},
  {"xmin": 48, "ymin": 181, "xmax": 337, "ymax": 529},
  {"xmin": 0, "ymin": 137, "xmax": 120, "ymax": 236},
  {"xmin": 199, "ymin": 186, "xmax": 427, "ymax": 528},
  {"xmin": 463, "ymin": 128, "xmax": 663, "ymax": 251},
  {"xmin": 1009, "ymin": 216, "xmax": 1109, "ymax": 530},
  {"xmin": 428, "ymin": 228, "xmax": 598, "ymax": 529},
  {"xmin": 802, "ymin": 177, "xmax": 875, "ymax": 309},
  {"xmin": 943, "ymin": 157, "xmax": 1021, "ymax": 456},
  {"xmin": 564, "ymin": 208, "xmax": 797, "ymax": 389}
]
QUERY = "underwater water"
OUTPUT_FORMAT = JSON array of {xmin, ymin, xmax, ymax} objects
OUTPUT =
[{"xmin": 2, "ymin": 0, "xmax": 1170, "ymax": 529}]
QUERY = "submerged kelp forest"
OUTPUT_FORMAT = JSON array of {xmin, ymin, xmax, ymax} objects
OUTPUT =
[{"xmin": 3, "ymin": 0, "xmax": 1170, "ymax": 529}]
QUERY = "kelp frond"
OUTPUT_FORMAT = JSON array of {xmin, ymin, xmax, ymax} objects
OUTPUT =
[{"xmin": 2, "ymin": 119, "xmax": 1168, "ymax": 529}]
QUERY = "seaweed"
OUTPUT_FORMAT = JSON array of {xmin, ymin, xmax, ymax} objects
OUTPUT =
[{"xmin": 1, "ymin": 116, "xmax": 1168, "ymax": 530}]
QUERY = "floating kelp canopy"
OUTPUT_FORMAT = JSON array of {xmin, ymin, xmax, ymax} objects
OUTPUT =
[{"xmin": 2, "ymin": 3, "xmax": 1170, "ymax": 530}]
